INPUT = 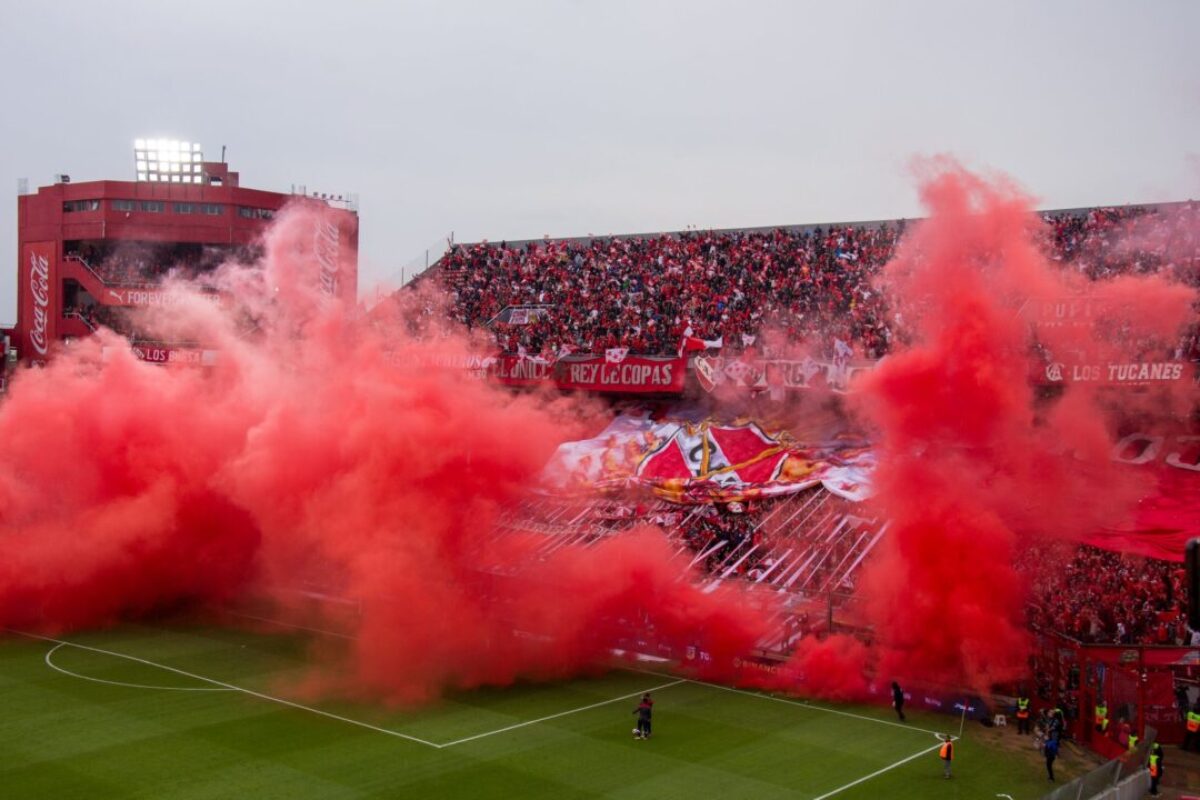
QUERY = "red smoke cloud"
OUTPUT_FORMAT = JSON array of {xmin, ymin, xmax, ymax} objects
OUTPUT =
[
  {"xmin": 0, "ymin": 203, "xmax": 772, "ymax": 703},
  {"xmin": 2, "ymin": 172, "xmax": 1192, "ymax": 707},
  {"xmin": 846, "ymin": 162, "xmax": 1194, "ymax": 691}
]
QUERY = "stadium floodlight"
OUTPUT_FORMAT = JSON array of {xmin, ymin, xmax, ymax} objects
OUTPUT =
[{"xmin": 134, "ymin": 137, "xmax": 203, "ymax": 182}]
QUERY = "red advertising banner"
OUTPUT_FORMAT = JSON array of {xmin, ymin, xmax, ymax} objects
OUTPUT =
[
  {"xmin": 554, "ymin": 354, "xmax": 686, "ymax": 393},
  {"xmin": 18, "ymin": 241, "xmax": 58, "ymax": 364},
  {"xmin": 694, "ymin": 355, "xmax": 877, "ymax": 394},
  {"xmin": 103, "ymin": 287, "xmax": 225, "ymax": 308},
  {"xmin": 487, "ymin": 354, "xmax": 553, "ymax": 386}
]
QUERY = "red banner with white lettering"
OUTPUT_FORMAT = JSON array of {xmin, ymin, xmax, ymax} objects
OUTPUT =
[
  {"xmin": 104, "ymin": 287, "xmax": 227, "ymax": 308},
  {"xmin": 487, "ymin": 354, "xmax": 554, "ymax": 387},
  {"xmin": 554, "ymin": 354, "xmax": 686, "ymax": 394},
  {"xmin": 1084, "ymin": 431, "xmax": 1200, "ymax": 562},
  {"xmin": 18, "ymin": 241, "xmax": 58, "ymax": 364}
]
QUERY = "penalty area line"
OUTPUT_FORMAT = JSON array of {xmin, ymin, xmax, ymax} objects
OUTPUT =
[
  {"xmin": 44, "ymin": 643, "xmax": 234, "ymax": 692},
  {"xmin": 618, "ymin": 665, "xmax": 946, "ymax": 737},
  {"xmin": 436, "ymin": 678, "xmax": 688, "ymax": 748},
  {"xmin": 811, "ymin": 740, "xmax": 946, "ymax": 800},
  {"xmin": 8, "ymin": 629, "xmax": 444, "ymax": 750}
]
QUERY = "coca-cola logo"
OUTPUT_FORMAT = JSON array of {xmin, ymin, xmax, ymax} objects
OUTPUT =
[
  {"xmin": 314, "ymin": 220, "xmax": 340, "ymax": 298},
  {"xmin": 29, "ymin": 250, "xmax": 50, "ymax": 355}
]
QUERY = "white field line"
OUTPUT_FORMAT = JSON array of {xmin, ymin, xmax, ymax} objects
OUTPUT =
[
  {"xmin": 437, "ymin": 679, "xmax": 687, "ymax": 748},
  {"xmin": 810, "ymin": 740, "xmax": 946, "ymax": 800},
  {"xmin": 44, "ymin": 643, "xmax": 233, "ymax": 692},
  {"xmin": 15, "ymin": 628, "xmax": 687, "ymax": 751},
  {"xmin": 9, "ymin": 630, "xmax": 443, "ymax": 749},
  {"xmin": 620, "ymin": 665, "xmax": 949, "ymax": 738},
  {"xmin": 17, "ymin": 619, "xmax": 960, "ymax": 780}
]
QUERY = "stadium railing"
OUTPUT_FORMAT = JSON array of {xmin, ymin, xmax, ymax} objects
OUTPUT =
[{"xmin": 1038, "ymin": 727, "xmax": 1153, "ymax": 800}]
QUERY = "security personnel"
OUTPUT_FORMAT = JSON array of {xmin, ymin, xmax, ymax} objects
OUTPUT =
[
  {"xmin": 1186, "ymin": 702, "xmax": 1200, "ymax": 752},
  {"xmin": 1093, "ymin": 700, "xmax": 1108, "ymax": 735},
  {"xmin": 1148, "ymin": 742, "xmax": 1164, "ymax": 796},
  {"xmin": 1127, "ymin": 730, "xmax": 1139, "ymax": 752},
  {"xmin": 1016, "ymin": 693, "xmax": 1031, "ymax": 735},
  {"xmin": 938, "ymin": 735, "xmax": 953, "ymax": 779}
]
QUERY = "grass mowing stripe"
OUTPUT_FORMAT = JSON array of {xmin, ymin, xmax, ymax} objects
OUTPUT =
[
  {"xmin": 621, "ymin": 665, "xmax": 948, "ymax": 738},
  {"xmin": 9, "ymin": 629, "xmax": 444, "ymax": 750},
  {"xmin": 810, "ymin": 741, "xmax": 946, "ymax": 800},
  {"xmin": 43, "ymin": 643, "xmax": 235, "ymax": 692},
  {"xmin": 437, "ymin": 679, "xmax": 687, "ymax": 747}
]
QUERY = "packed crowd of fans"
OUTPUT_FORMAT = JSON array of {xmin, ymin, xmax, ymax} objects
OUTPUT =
[
  {"xmin": 680, "ymin": 502, "xmax": 763, "ymax": 575},
  {"xmin": 439, "ymin": 224, "xmax": 901, "ymax": 359},
  {"xmin": 1024, "ymin": 543, "xmax": 1197, "ymax": 646},
  {"xmin": 436, "ymin": 202, "xmax": 1200, "ymax": 359}
]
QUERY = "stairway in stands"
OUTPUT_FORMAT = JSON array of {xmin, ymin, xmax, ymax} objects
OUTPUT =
[{"xmin": 492, "ymin": 488, "xmax": 887, "ymax": 654}]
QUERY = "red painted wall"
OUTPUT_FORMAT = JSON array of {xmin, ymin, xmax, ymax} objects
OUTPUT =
[{"xmin": 14, "ymin": 178, "xmax": 359, "ymax": 362}]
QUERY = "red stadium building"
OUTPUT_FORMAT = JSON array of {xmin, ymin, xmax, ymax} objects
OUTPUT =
[{"xmin": 14, "ymin": 141, "xmax": 358, "ymax": 365}]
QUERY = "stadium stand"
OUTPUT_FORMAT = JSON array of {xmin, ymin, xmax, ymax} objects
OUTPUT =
[
  {"xmin": 491, "ymin": 489, "xmax": 885, "ymax": 652},
  {"xmin": 432, "ymin": 201, "xmax": 1200, "ymax": 361},
  {"xmin": 1024, "ymin": 542, "xmax": 1195, "ymax": 646}
]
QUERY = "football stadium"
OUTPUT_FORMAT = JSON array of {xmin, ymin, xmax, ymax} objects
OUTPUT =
[{"xmin": 1, "ymin": 4, "xmax": 1199, "ymax": 800}]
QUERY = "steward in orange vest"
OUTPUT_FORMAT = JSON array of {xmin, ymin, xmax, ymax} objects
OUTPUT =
[{"xmin": 938, "ymin": 736, "xmax": 954, "ymax": 779}]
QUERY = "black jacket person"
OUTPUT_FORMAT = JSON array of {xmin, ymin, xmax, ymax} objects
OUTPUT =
[
  {"xmin": 633, "ymin": 693, "xmax": 653, "ymax": 738},
  {"xmin": 891, "ymin": 681, "xmax": 906, "ymax": 722}
]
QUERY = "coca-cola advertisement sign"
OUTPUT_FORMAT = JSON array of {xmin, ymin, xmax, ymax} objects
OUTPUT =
[
  {"xmin": 20, "ymin": 242, "xmax": 57, "ymax": 362},
  {"xmin": 313, "ymin": 219, "xmax": 340, "ymax": 299}
]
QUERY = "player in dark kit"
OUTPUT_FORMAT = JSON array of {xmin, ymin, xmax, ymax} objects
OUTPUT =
[
  {"xmin": 891, "ymin": 681, "xmax": 906, "ymax": 722},
  {"xmin": 633, "ymin": 693, "xmax": 653, "ymax": 739}
]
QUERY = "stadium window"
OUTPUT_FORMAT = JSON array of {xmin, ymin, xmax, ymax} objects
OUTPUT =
[
  {"xmin": 112, "ymin": 199, "xmax": 135, "ymax": 212},
  {"xmin": 238, "ymin": 206, "xmax": 275, "ymax": 219},
  {"xmin": 174, "ymin": 203, "xmax": 194, "ymax": 214},
  {"xmin": 201, "ymin": 203, "xmax": 224, "ymax": 215},
  {"xmin": 62, "ymin": 200, "xmax": 101, "ymax": 212},
  {"xmin": 140, "ymin": 201, "xmax": 163, "ymax": 213}
]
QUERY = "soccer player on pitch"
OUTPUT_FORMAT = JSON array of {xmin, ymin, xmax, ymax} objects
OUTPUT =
[{"xmin": 633, "ymin": 693, "xmax": 653, "ymax": 739}]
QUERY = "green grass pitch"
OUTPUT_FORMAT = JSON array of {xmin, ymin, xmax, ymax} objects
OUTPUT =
[{"xmin": 0, "ymin": 621, "xmax": 1089, "ymax": 798}]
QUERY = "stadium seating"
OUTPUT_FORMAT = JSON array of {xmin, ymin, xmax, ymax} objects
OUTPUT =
[
  {"xmin": 435, "ymin": 202, "xmax": 1200, "ymax": 360},
  {"xmin": 1023, "ymin": 542, "xmax": 1194, "ymax": 646}
]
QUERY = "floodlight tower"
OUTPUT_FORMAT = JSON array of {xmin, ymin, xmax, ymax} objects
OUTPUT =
[
  {"xmin": 134, "ymin": 139, "xmax": 205, "ymax": 184},
  {"xmin": 11, "ymin": 140, "xmax": 359, "ymax": 366}
]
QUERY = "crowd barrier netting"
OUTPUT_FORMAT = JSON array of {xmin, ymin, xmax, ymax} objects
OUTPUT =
[{"xmin": 1038, "ymin": 727, "xmax": 1153, "ymax": 800}]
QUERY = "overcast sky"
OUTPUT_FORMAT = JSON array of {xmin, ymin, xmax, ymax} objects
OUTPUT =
[{"xmin": 1, "ymin": 0, "xmax": 1197, "ymax": 323}]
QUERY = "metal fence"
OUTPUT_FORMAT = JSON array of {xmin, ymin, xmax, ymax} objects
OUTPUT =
[{"xmin": 1039, "ymin": 727, "xmax": 1154, "ymax": 800}]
